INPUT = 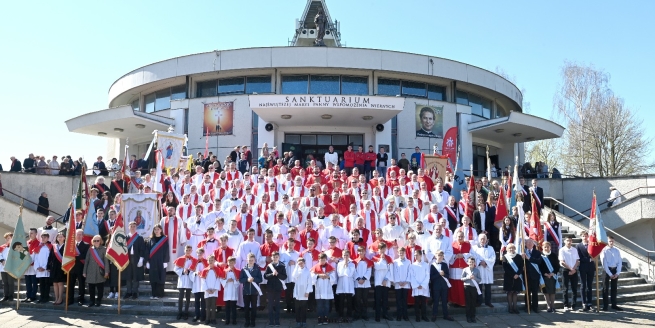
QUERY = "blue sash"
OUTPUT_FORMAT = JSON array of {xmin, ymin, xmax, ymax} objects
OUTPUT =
[
  {"xmin": 150, "ymin": 236, "xmax": 168, "ymax": 258},
  {"xmin": 530, "ymin": 262, "xmax": 545, "ymax": 288},
  {"xmin": 504, "ymin": 254, "xmax": 524, "ymax": 291},
  {"xmin": 91, "ymin": 248, "xmax": 105, "ymax": 270},
  {"xmin": 542, "ymin": 255, "xmax": 560, "ymax": 289},
  {"xmin": 127, "ymin": 234, "xmax": 138, "ymax": 250}
]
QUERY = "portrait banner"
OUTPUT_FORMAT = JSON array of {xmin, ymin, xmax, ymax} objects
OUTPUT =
[
  {"xmin": 204, "ymin": 102, "xmax": 234, "ymax": 136},
  {"xmin": 415, "ymin": 104, "xmax": 444, "ymax": 138},
  {"xmin": 423, "ymin": 155, "xmax": 448, "ymax": 181},
  {"xmin": 155, "ymin": 130, "xmax": 187, "ymax": 169},
  {"xmin": 121, "ymin": 193, "xmax": 159, "ymax": 238}
]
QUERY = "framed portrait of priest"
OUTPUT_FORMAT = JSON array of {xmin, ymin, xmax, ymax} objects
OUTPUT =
[{"xmin": 415, "ymin": 105, "xmax": 444, "ymax": 138}]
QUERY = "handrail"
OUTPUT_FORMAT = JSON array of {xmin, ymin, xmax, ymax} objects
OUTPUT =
[
  {"xmin": 546, "ymin": 196, "xmax": 655, "ymax": 255},
  {"xmin": 1, "ymin": 187, "xmax": 62, "ymax": 217},
  {"xmin": 568, "ymin": 186, "xmax": 649, "ymax": 220}
]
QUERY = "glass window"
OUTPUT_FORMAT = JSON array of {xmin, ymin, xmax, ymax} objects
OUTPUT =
[
  {"xmin": 468, "ymin": 94, "xmax": 483, "ymax": 117},
  {"xmin": 481, "ymin": 98, "xmax": 492, "ymax": 119},
  {"xmin": 246, "ymin": 76, "xmax": 271, "ymax": 94},
  {"xmin": 219, "ymin": 77, "xmax": 245, "ymax": 94},
  {"xmin": 131, "ymin": 99, "xmax": 140, "ymax": 112},
  {"xmin": 496, "ymin": 104, "xmax": 505, "ymax": 118},
  {"xmin": 171, "ymin": 85, "xmax": 186, "ymax": 100},
  {"xmin": 281, "ymin": 75, "xmax": 309, "ymax": 94},
  {"xmin": 401, "ymin": 81, "xmax": 426, "ymax": 98},
  {"xmin": 349, "ymin": 135, "xmax": 363, "ymax": 147},
  {"xmin": 456, "ymin": 90, "xmax": 469, "ymax": 105},
  {"xmin": 301, "ymin": 135, "xmax": 317, "ymax": 145},
  {"xmin": 332, "ymin": 135, "xmax": 347, "ymax": 145},
  {"xmin": 341, "ymin": 76, "xmax": 368, "ymax": 95},
  {"xmin": 285, "ymin": 135, "xmax": 300, "ymax": 144},
  {"xmin": 378, "ymin": 78, "xmax": 400, "ymax": 96},
  {"xmin": 155, "ymin": 89, "xmax": 171, "ymax": 111},
  {"xmin": 428, "ymin": 84, "xmax": 445, "ymax": 101},
  {"xmin": 317, "ymin": 135, "xmax": 332, "ymax": 145},
  {"xmin": 310, "ymin": 75, "xmax": 340, "ymax": 94},
  {"xmin": 197, "ymin": 80, "xmax": 217, "ymax": 98},
  {"xmin": 252, "ymin": 112, "xmax": 259, "ymax": 129},
  {"xmin": 144, "ymin": 93, "xmax": 156, "ymax": 113}
]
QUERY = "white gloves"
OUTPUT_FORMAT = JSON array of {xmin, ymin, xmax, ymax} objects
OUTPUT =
[
  {"xmin": 163, "ymin": 263, "xmax": 168, "ymax": 269},
  {"xmin": 146, "ymin": 262, "xmax": 150, "ymax": 269},
  {"xmin": 137, "ymin": 258, "xmax": 143, "ymax": 267}
]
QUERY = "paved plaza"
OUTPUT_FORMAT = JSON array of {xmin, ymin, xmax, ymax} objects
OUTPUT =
[{"xmin": 1, "ymin": 300, "xmax": 654, "ymax": 328}]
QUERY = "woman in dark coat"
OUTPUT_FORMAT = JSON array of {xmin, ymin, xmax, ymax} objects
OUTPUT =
[
  {"xmin": 147, "ymin": 224, "xmax": 170, "ymax": 299},
  {"xmin": 123, "ymin": 221, "xmax": 147, "ymax": 299},
  {"xmin": 83, "ymin": 235, "xmax": 110, "ymax": 307},
  {"xmin": 502, "ymin": 243, "xmax": 524, "ymax": 314},
  {"xmin": 37, "ymin": 192, "xmax": 50, "ymax": 216},
  {"xmin": 539, "ymin": 241, "xmax": 561, "ymax": 313},
  {"xmin": 48, "ymin": 232, "xmax": 67, "ymax": 305}
]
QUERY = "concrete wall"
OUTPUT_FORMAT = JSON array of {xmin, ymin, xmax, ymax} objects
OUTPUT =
[
  {"xmin": 0, "ymin": 197, "xmax": 52, "ymax": 237},
  {"xmin": 615, "ymin": 220, "xmax": 655, "ymax": 253},
  {"xmin": 0, "ymin": 172, "xmax": 77, "ymax": 216}
]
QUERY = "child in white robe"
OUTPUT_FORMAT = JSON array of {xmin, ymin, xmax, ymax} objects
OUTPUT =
[
  {"xmin": 409, "ymin": 248, "xmax": 430, "ymax": 322},
  {"xmin": 200, "ymin": 255, "xmax": 222, "ymax": 325},
  {"xmin": 221, "ymin": 256, "xmax": 240, "ymax": 325}
]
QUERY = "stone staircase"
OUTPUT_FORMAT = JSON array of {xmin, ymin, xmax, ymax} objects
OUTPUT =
[{"xmin": 2, "ymin": 227, "xmax": 655, "ymax": 317}]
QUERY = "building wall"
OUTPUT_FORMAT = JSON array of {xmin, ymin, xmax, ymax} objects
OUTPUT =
[{"xmin": 0, "ymin": 172, "xmax": 77, "ymax": 217}]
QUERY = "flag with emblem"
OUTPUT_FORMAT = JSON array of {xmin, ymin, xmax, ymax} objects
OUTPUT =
[
  {"xmin": 4, "ymin": 212, "xmax": 32, "ymax": 279},
  {"xmin": 61, "ymin": 195, "xmax": 77, "ymax": 273},
  {"xmin": 106, "ymin": 211, "xmax": 129, "ymax": 271},
  {"xmin": 588, "ymin": 192, "xmax": 609, "ymax": 258}
]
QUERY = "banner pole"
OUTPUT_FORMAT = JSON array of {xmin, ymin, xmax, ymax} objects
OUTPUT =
[
  {"xmin": 65, "ymin": 274, "xmax": 70, "ymax": 312},
  {"xmin": 595, "ymin": 257, "xmax": 600, "ymax": 312},
  {"xmin": 523, "ymin": 257, "xmax": 530, "ymax": 314},
  {"xmin": 118, "ymin": 270, "xmax": 122, "ymax": 315},
  {"xmin": 16, "ymin": 278, "xmax": 20, "ymax": 310}
]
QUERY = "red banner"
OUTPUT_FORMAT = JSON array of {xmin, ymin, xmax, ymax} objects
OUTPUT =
[{"xmin": 442, "ymin": 127, "xmax": 457, "ymax": 171}]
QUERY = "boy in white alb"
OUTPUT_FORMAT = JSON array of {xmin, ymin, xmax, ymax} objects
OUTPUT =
[
  {"xmin": 335, "ymin": 249, "xmax": 355, "ymax": 322},
  {"xmin": 200, "ymin": 255, "xmax": 222, "ymax": 325},
  {"xmin": 191, "ymin": 248, "xmax": 208, "ymax": 322},
  {"xmin": 393, "ymin": 247, "xmax": 411, "ymax": 321},
  {"xmin": 292, "ymin": 257, "xmax": 313, "ymax": 327},
  {"xmin": 221, "ymin": 257, "xmax": 241, "ymax": 325},
  {"xmin": 174, "ymin": 245, "xmax": 197, "ymax": 320}
]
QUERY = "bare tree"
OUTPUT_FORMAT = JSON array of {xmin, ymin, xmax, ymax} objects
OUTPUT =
[
  {"xmin": 555, "ymin": 62, "xmax": 654, "ymax": 176},
  {"xmin": 525, "ymin": 138, "xmax": 564, "ymax": 171}
]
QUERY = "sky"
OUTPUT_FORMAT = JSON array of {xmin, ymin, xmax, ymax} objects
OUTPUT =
[{"xmin": 1, "ymin": 0, "xmax": 654, "ymax": 170}]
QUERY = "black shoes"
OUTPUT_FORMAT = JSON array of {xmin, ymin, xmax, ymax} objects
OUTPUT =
[
  {"xmin": 612, "ymin": 306, "xmax": 623, "ymax": 311},
  {"xmin": 86, "ymin": 302, "xmax": 95, "ymax": 307},
  {"xmin": 177, "ymin": 313, "xmax": 182, "ymax": 320}
]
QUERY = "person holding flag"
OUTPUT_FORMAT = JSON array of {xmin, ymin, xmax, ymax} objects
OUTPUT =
[
  {"xmin": 576, "ymin": 230, "xmax": 596, "ymax": 312},
  {"xmin": 5, "ymin": 210, "xmax": 35, "ymax": 307},
  {"xmin": 123, "ymin": 221, "xmax": 147, "ymax": 299},
  {"xmin": 501, "ymin": 243, "xmax": 523, "ymax": 314},
  {"xmin": 50, "ymin": 232, "xmax": 68, "ymax": 305},
  {"xmin": 521, "ymin": 238, "xmax": 543, "ymax": 313},
  {"xmin": 587, "ymin": 191, "xmax": 610, "ymax": 312},
  {"xmin": 0, "ymin": 232, "xmax": 16, "ymax": 302}
]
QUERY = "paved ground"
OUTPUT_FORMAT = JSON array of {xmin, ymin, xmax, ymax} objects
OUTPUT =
[{"xmin": 1, "ymin": 300, "xmax": 654, "ymax": 327}]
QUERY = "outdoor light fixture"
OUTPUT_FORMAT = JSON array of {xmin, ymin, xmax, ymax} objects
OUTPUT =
[
  {"xmin": 495, "ymin": 129, "xmax": 504, "ymax": 133},
  {"xmin": 512, "ymin": 133, "xmax": 522, "ymax": 137},
  {"xmin": 526, "ymin": 137, "xmax": 535, "ymax": 141},
  {"xmin": 98, "ymin": 132, "xmax": 107, "ymax": 136},
  {"xmin": 362, "ymin": 116, "xmax": 373, "ymax": 120},
  {"xmin": 321, "ymin": 114, "xmax": 332, "ymax": 119},
  {"xmin": 281, "ymin": 115, "xmax": 292, "ymax": 119},
  {"xmin": 135, "ymin": 124, "xmax": 146, "ymax": 128},
  {"xmin": 114, "ymin": 128, "xmax": 124, "ymax": 132}
]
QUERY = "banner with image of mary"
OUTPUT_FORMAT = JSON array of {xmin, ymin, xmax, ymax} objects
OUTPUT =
[{"xmin": 155, "ymin": 130, "xmax": 187, "ymax": 169}]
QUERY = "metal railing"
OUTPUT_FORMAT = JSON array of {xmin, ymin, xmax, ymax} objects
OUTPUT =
[
  {"xmin": 569, "ymin": 186, "xmax": 651, "ymax": 221},
  {"xmin": 545, "ymin": 196, "xmax": 655, "ymax": 280},
  {"xmin": 1, "ymin": 187, "xmax": 62, "ymax": 217}
]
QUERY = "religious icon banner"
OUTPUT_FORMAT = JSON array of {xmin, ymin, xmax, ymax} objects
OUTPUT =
[
  {"xmin": 121, "ymin": 193, "xmax": 159, "ymax": 238},
  {"xmin": 415, "ymin": 104, "xmax": 444, "ymax": 138},
  {"xmin": 155, "ymin": 130, "xmax": 187, "ymax": 169},
  {"xmin": 204, "ymin": 102, "xmax": 234, "ymax": 136}
]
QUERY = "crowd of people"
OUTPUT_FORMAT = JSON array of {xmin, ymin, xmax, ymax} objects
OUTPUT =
[{"xmin": 0, "ymin": 144, "xmax": 624, "ymax": 326}]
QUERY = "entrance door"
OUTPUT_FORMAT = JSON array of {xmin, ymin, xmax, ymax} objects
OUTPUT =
[{"xmin": 284, "ymin": 134, "xmax": 364, "ymax": 167}]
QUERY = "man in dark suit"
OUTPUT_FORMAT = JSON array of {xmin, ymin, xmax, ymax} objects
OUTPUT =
[
  {"xmin": 523, "ymin": 238, "xmax": 543, "ymax": 313},
  {"xmin": 576, "ymin": 230, "xmax": 596, "ymax": 311},
  {"xmin": 518, "ymin": 176, "xmax": 531, "ymax": 214},
  {"xmin": 109, "ymin": 172, "xmax": 128, "ymax": 198},
  {"xmin": 68, "ymin": 229, "xmax": 90, "ymax": 305},
  {"xmin": 530, "ymin": 178, "xmax": 544, "ymax": 215},
  {"xmin": 23, "ymin": 154, "xmax": 36, "ymax": 173},
  {"xmin": 93, "ymin": 156, "xmax": 108, "ymax": 176},
  {"xmin": 473, "ymin": 202, "xmax": 494, "ymax": 237}
]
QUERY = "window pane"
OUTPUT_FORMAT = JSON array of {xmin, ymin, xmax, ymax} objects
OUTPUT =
[
  {"xmin": 171, "ymin": 85, "xmax": 186, "ymax": 100},
  {"xmin": 401, "ymin": 81, "xmax": 426, "ymax": 98},
  {"xmin": 252, "ymin": 112, "xmax": 259, "ymax": 129},
  {"xmin": 246, "ymin": 76, "xmax": 271, "ymax": 94},
  {"xmin": 349, "ymin": 135, "xmax": 363, "ymax": 147},
  {"xmin": 281, "ymin": 75, "xmax": 308, "ymax": 94},
  {"xmin": 144, "ymin": 93, "xmax": 155, "ymax": 113},
  {"xmin": 301, "ymin": 135, "xmax": 317, "ymax": 145},
  {"xmin": 456, "ymin": 90, "xmax": 468, "ymax": 105},
  {"xmin": 468, "ymin": 94, "xmax": 483, "ymax": 117},
  {"xmin": 378, "ymin": 78, "xmax": 400, "ymax": 96},
  {"xmin": 428, "ymin": 84, "xmax": 445, "ymax": 101},
  {"xmin": 197, "ymin": 80, "xmax": 217, "ymax": 98},
  {"xmin": 155, "ymin": 89, "xmax": 171, "ymax": 111},
  {"xmin": 332, "ymin": 135, "xmax": 347, "ymax": 145},
  {"xmin": 496, "ymin": 104, "xmax": 505, "ymax": 118},
  {"xmin": 317, "ymin": 135, "xmax": 332, "ymax": 145},
  {"xmin": 131, "ymin": 99, "xmax": 140, "ymax": 112},
  {"xmin": 481, "ymin": 98, "xmax": 492, "ymax": 119},
  {"xmin": 310, "ymin": 75, "xmax": 340, "ymax": 95},
  {"xmin": 285, "ymin": 135, "xmax": 300, "ymax": 144},
  {"xmin": 341, "ymin": 76, "xmax": 368, "ymax": 95},
  {"xmin": 219, "ymin": 77, "xmax": 245, "ymax": 94}
]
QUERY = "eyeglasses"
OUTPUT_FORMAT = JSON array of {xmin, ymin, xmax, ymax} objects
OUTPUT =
[
  {"xmin": 92, "ymin": 240, "xmax": 101, "ymax": 243},
  {"xmin": 258, "ymin": 177, "xmax": 264, "ymax": 180},
  {"xmin": 246, "ymin": 189, "xmax": 251, "ymax": 191},
  {"xmin": 310, "ymin": 189, "xmax": 315, "ymax": 191}
]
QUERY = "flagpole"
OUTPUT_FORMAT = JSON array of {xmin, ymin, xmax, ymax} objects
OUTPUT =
[
  {"xmin": 65, "ymin": 274, "xmax": 70, "ymax": 312},
  {"xmin": 118, "ymin": 270, "xmax": 122, "ymax": 315},
  {"xmin": 595, "ymin": 257, "xmax": 600, "ymax": 312},
  {"xmin": 16, "ymin": 278, "xmax": 20, "ymax": 310},
  {"xmin": 520, "ymin": 218, "xmax": 530, "ymax": 315}
]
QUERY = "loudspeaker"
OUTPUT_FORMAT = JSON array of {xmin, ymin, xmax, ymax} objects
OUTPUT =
[
  {"xmin": 375, "ymin": 124, "xmax": 384, "ymax": 132},
  {"xmin": 265, "ymin": 123, "xmax": 274, "ymax": 132}
]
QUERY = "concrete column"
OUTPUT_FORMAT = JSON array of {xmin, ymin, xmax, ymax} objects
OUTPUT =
[
  {"xmin": 375, "ymin": 120, "xmax": 392, "ymax": 159},
  {"xmin": 458, "ymin": 113, "xmax": 473, "ymax": 174},
  {"xmin": 258, "ymin": 117, "xmax": 275, "ymax": 150}
]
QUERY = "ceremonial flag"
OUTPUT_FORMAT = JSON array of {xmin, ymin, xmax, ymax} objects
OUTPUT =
[
  {"xmin": 155, "ymin": 130, "xmax": 187, "ymax": 169},
  {"xmin": 419, "ymin": 153, "xmax": 426, "ymax": 169},
  {"xmin": 61, "ymin": 195, "xmax": 77, "ymax": 273},
  {"xmin": 494, "ymin": 186, "xmax": 508, "ymax": 229},
  {"xmin": 509, "ymin": 160, "xmax": 519, "ymax": 213},
  {"xmin": 529, "ymin": 195, "xmax": 543, "ymax": 247},
  {"xmin": 450, "ymin": 152, "xmax": 466, "ymax": 199},
  {"xmin": 121, "ymin": 144, "xmax": 132, "ymax": 187},
  {"xmin": 486, "ymin": 147, "xmax": 492, "ymax": 181},
  {"xmin": 153, "ymin": 150, "xmax": 165, "ymax": 194},
  {"xmin": 464, "ymin": 165, "xmax": 476, "ymax": 218},
  {"xmin": 4, "ymin": 214, "xmax": 32, "ymax": 279},
  {"xmin": 588, "ymin": 192, "xmax": 609, "ymax": 258},
  {"xmin": 516, "ymin": 213, "xmax": 525, "ymax": 255},
  {"xmin": 106, "ymin": 212, "xmax": 129, "ymax": 271},
  {"xmin": 122, "ymin": 193, "xmax": 159, "ymax": 238}
]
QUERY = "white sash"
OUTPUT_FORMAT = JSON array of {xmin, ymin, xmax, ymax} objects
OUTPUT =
[
  {"xmin": 244, "ymin": 267, "xmax": 263, "ymax": 295},
  {"xmin": 432, "ymin": 262, "xmax": 451, "ymax": 288},
  {"xmin": 544, "ymin": 222, "xmax": 560, "ymax": 246},
  {"xmin": 469, "ymin": 274, "xmax": 482, "ymax": 295},
  {"xmin": 531, "ymin": 188, "xmax": 541, "ymax": 207},
  {"xmin": 504, "ymin": 254, "xmax": 525, "ymax": 291},
  {"xmin": 541, "ymin": 254, "xmax": 560, "ymax": 289},
  {"xmin": 268, "ymin": 263, "xmax": 287, "ymax": 290}
]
